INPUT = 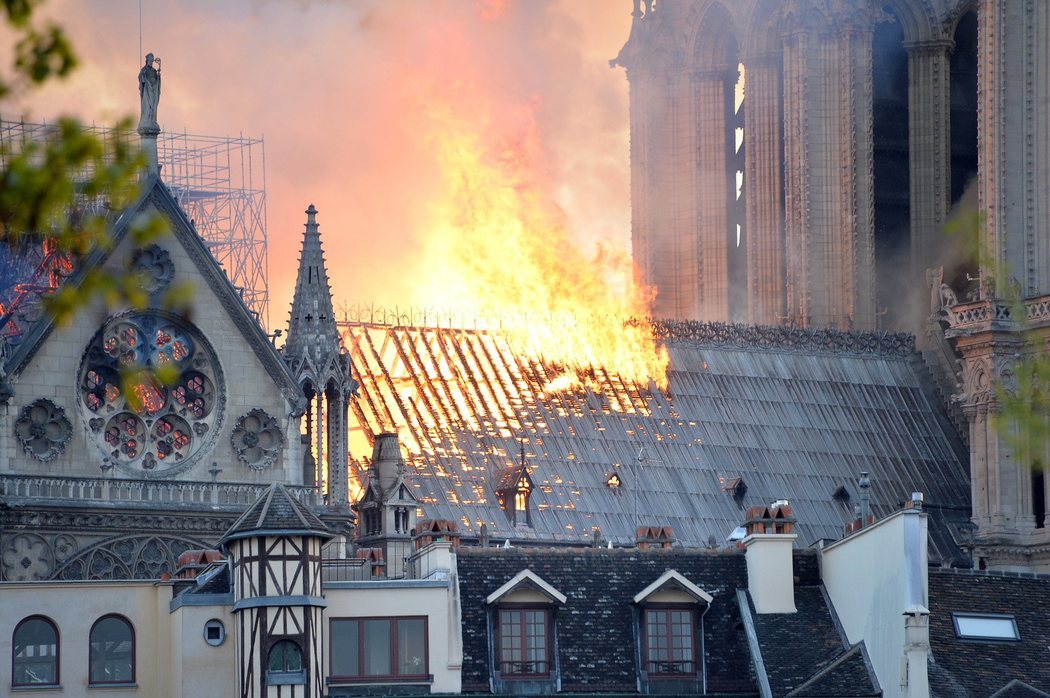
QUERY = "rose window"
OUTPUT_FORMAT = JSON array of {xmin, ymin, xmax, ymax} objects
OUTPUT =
[
  {"xmin": 78, "ymin": 311, "xmax": 224, "ymax": 476},
  {"xmin": 14, "ymin": 399, "xmax": 72, "ymax": 462}
]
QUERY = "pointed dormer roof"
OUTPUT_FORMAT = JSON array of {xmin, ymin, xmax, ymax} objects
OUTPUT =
[
  {"xmin": 220, "ymin": 482, "xmax": 332, "ymax": 545},
  {"xmin": 284, "ymin": 204, "xmax": 341, "ymax": 367}
]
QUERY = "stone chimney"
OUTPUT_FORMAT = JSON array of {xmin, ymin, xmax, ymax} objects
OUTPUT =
[
  {"xmin": 743, "ymin": 503, "xmax": 797, "ymax": 613},
  {"xmin": 373, "ymin": 432, "xmax": 405, "ymax": 494}
]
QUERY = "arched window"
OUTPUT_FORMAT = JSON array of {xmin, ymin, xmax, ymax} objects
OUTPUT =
[
  {"xmin": 12, "ymin": 616, "xmax": 59, "ymax": 687},
  {"xmin": 267, "ymin": 639, "xmax": 305, "ymax": 685},
  {"xmin": 89, "ymin": 615, "xmax": 135, "ymax": 685}
]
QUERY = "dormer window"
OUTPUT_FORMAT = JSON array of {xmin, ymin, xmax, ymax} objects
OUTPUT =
[
  {"xmin": 632, "ymin": 570, "xmax": 712, "ymax": 688},
  {"xmin": 496, "ymin": 446, "xmax": 535, "ymax": 527},
  {"xmin": 644, "ymin": 608, "xmax": 696, "ymax": 676},
  {"xmin": 485, "ymin": 570, "xmax": 566, "ymax": 687},
  {"xmin": 515, "ymin": 477, "xmax": 531, "ymax": 513}
]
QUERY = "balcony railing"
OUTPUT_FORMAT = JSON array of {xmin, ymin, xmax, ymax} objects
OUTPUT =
[
  {"xmin": 646, "ymin": 660, "xmax": 695, "ymax": 676},
  {"xmin": 0, "ymin": 474, "xmax": 322, "ymax": 508},
  {"xmin": 499, "ymin": 660, "xmax": 549, "ymax": 677}
]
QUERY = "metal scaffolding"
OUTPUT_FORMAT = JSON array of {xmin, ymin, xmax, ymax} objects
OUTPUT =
[{"xmin": 0, "ymin": 117, "xmax": 270, "ymax": 327}]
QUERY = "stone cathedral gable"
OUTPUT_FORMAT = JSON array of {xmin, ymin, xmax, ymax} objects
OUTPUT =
[
  {"xmin": 2, "ymin": 174, "xmax": 302, "ymax": 482},
  {"xmin": 0, "ymin": 175, "xmax": 332, "ymax": 582}
]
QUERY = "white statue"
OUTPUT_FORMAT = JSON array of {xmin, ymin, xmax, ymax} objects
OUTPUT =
[{"xmin": 137, "ymin": 53, "xmax": 161, "ymax": 134}]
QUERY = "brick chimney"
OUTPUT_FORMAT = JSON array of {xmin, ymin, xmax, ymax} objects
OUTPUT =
[
  {"xmin": 413, "ymin": 519, "xmax": 461, "ymax": 550},
  {"xmin": 636, "ymin": 525, "xmax": 675, "ymax": 550},
  {"xmin": 355, "ymin": 547, "xmax": 386, "ymax": 578},
  {"xmin": 174, "ymin": 549, "xmax": 224, "ymax": 581},
  {"xmin": 743, "ymin": 503, "xmax": 797, "ymax": 613}
]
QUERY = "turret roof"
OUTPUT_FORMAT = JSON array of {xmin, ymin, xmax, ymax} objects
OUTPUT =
[{"xmin": 220, "ymin": 482, "xmax": 332, "ymax": 544}]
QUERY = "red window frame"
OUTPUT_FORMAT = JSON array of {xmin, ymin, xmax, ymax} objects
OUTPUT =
[
  {"xmin": 12, "ymin": 615, "xmax": 60, "ymax": 688},
  {"xmin": 329, "ymin": 616, "xmax": 429, "ymax": 682},
  {"xmin": 643, "ymin": 606, "xmax": 697, "ymax": 677},
  {"xmin": 498, "ymin": 606, "xmax": 551, "ymax": 678},
  {"xmin": 88, "ymin": 614, "xmax": 136, "ymax": 685}
]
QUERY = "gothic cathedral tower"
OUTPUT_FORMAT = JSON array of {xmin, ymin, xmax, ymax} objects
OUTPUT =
[
  {"xmin": 284, "ymin": 205, "xmax": 356, "ymax": 506},
  {"xmin": 615, "ymin": 0, "xmax": 1050, "ymax": 571}
]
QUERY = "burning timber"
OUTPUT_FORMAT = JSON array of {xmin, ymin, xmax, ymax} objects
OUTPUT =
[{"xmin": 343, "ymin": 320, "xmax": 971, "ymax": 562}]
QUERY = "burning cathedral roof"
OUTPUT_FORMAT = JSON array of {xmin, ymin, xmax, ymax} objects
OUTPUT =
[{"xmin": 344, "ymin": 320, "xmax": 971, "ymax": 562}]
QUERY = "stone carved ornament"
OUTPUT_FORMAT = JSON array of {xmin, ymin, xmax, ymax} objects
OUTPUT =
[
  {"xmin": 129, "ymin": 244, "xmax": 175, "ymax": 295},
  {"xmin": 231, "ymin": 408, "xmax": 285, "ymax": 470},
  {"xmin": 14, "ymin": 398, "xmax": 72, "ymax": 462}
]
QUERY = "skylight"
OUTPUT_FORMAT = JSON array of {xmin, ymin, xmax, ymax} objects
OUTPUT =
[{"xmin": 952, "ymin": 613, "xmax": 1020, "ymax": 641}]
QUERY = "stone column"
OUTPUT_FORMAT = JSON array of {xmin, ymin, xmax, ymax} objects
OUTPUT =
[
  {"xmin": 326, "ymin": 388, "xmax": 349, "ymax": 506},
  {"xmin": 627, "ymin": 68, "xmax": 682, "ymax": 319},
  {"xmin": 976, "ymin": 0, "xmax": 1050, "ymax": 297},
  {"xmin": 839, "ymin": 18, "xmax": 877, "ymax": 331},
  {"xmin": 693, "ymin": 67, "xmax": 731, "ymax": 322},
  {"xmin": 905, "ymin": 40, "xmax": 953, "ymax": 289},
  {"xmin": 781, "ymin": 11, "xmax": 876, "ymax": 330},
  {"xmin": 744, "ymin": 52, "xmax": 785, "ymax": 325},
  {"xmin": 314, "ymin": 391, "xmax": 325, "ymax": 495}
]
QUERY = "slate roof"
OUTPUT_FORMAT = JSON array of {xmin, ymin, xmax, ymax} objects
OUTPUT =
[
  {"xmin": 345, "ymin": 322, "xmax": 970, "ymax": 561},
  {"xmin": 456, "ymin": 546, "xmax": 758, "ymax": 695},
  {"xmin": 191, "ymin": 562, "xmax": 231, "ymax": 595},
  {"xmin": 928, "ymin": 569, "xmax": 1050, "ymax": 697},
  {"xmin": 739, "ymin": 582, "xmax": 880, "ymax": 698},
  {"xmin": 787, "ymin": 645, "xmax": 881, "ymax": 697},
  {"xmin": 220, "ymin": 482, "xmax": 332, "ymax": 544}
]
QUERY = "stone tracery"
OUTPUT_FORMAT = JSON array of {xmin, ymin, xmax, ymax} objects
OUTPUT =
[
  {"xmin": 231, "ymin": 408, "xmax": 285, "ymax": 470},
  {"xmin": 14, "ymin": 399, "xmax": 72, "ymax": 462}
]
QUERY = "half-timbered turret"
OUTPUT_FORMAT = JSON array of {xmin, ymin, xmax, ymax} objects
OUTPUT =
[{"xmin": 221, "ymin": 483, "xmax": 333, "ymax": 698}]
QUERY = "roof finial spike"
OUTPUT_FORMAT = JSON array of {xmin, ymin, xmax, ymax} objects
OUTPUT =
[
  {"xmin": 305, "ymin": 204, "xmax": 318, "ymax": 229},
  {"xmin": 520, "ymin": 439, "xmax": 526, "ymax": 468}
]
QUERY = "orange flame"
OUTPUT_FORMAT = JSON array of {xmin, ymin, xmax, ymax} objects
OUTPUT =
[{"xmin": 411, "ymin": 97, "xmax": 668, "ymax": 391}]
